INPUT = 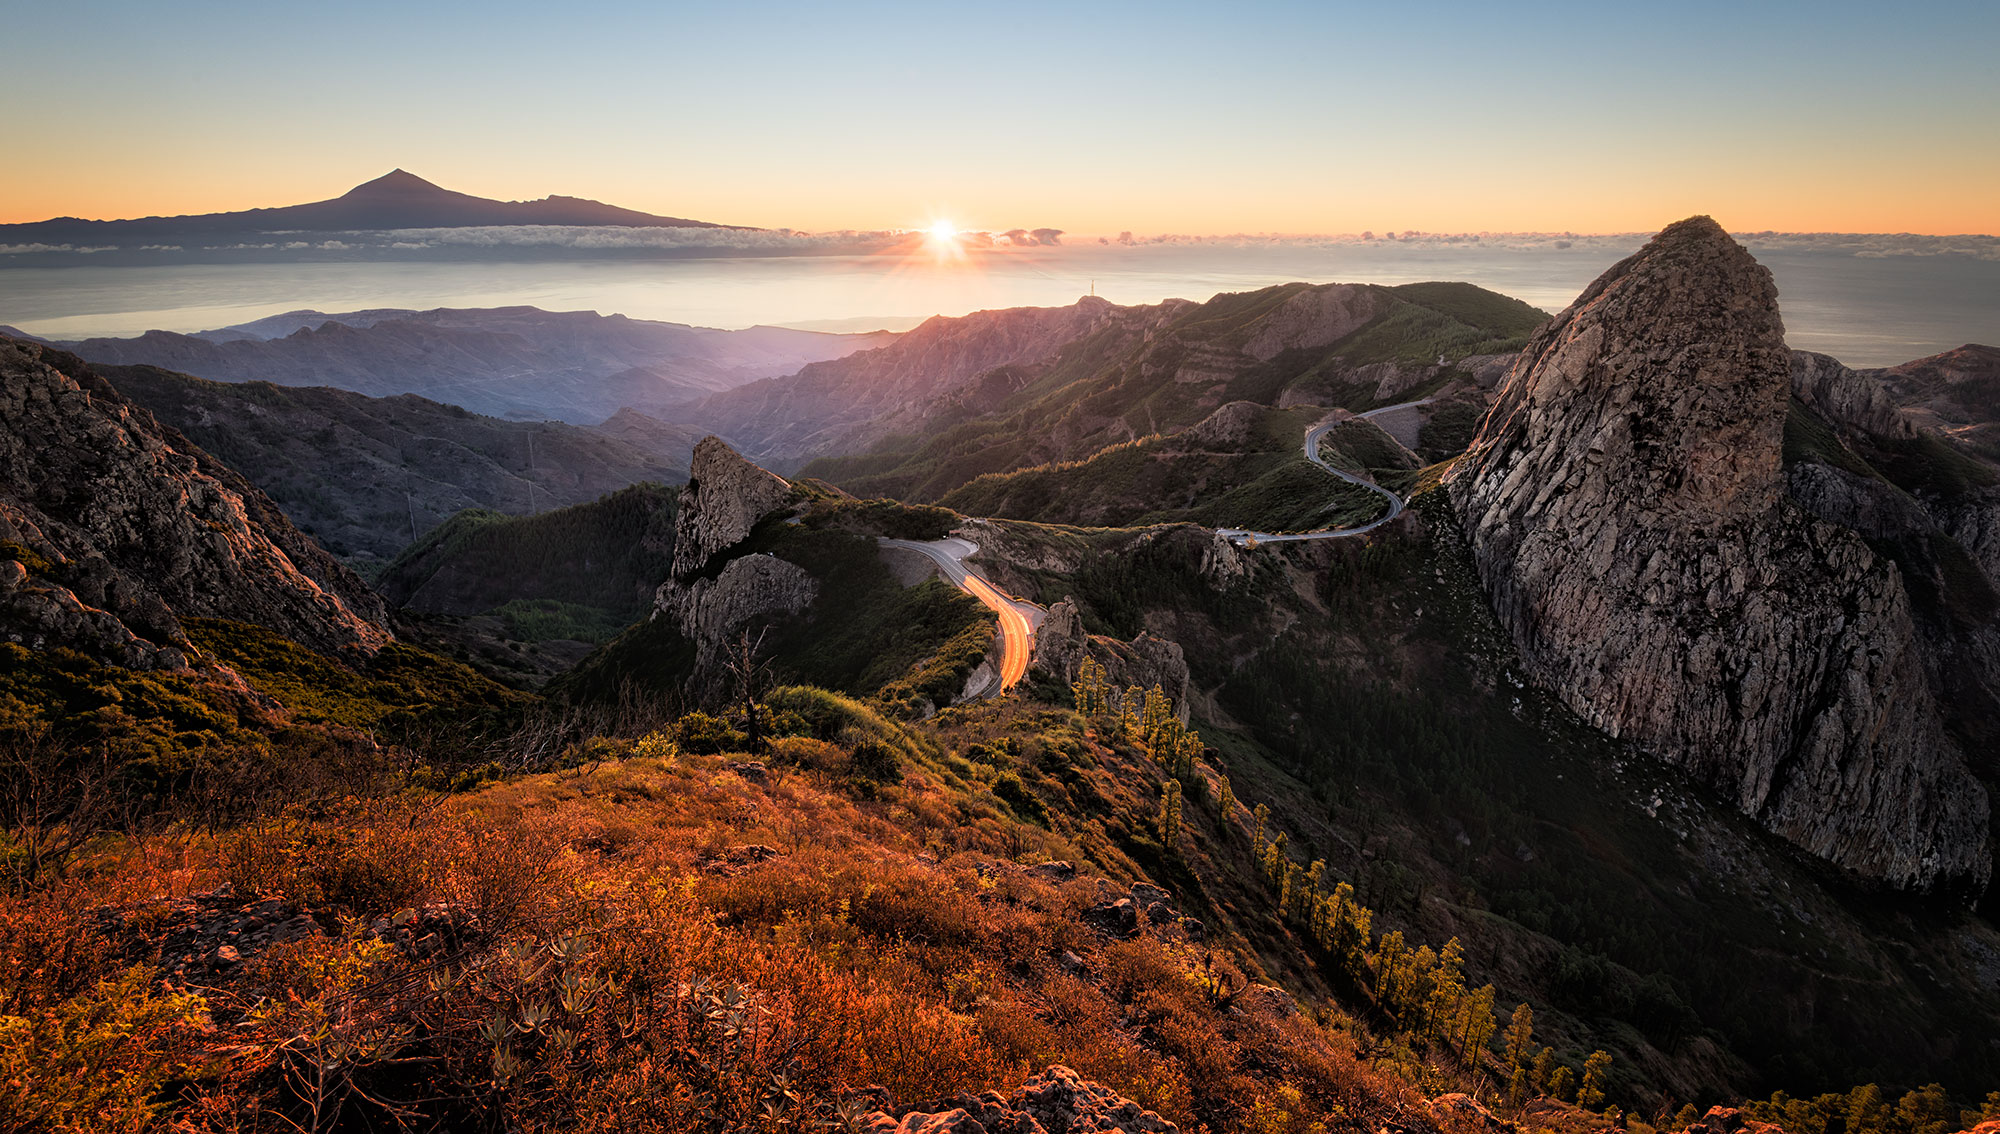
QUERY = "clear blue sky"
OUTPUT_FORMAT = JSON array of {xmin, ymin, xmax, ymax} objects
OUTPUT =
[{"xmin": 6, "ymin": 0, "xmax": 1995, "ymax": 233}]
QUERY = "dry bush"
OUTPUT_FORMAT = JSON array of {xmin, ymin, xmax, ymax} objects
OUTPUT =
[{"xmin": 0, "ymin": 881, "xmax": 115, "ymax": 1015}]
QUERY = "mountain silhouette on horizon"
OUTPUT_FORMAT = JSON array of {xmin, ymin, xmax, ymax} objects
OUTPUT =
[{"xmin": 0, "ymin": 170, "xmax": 744, "ymax": 242}]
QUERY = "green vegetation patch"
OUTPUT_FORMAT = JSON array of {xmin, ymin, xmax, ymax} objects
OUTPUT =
[
  {"xmin": 544, "ymin": 614, "xmax": 698, "ymax": 708},
  {"xmin": 377, "ymin": 483, "xmax": 677, "ymax": 621},
  {"xmin": 186, "ymin": 618, "xmax": 528, "ymax": 731},
  {"xmin": 0, "ymin": 642, "xmax": 258, "ymax": 767},
  {"xmin": 743, "ymin": 522, "xmax": 994, "ymax": 700}
]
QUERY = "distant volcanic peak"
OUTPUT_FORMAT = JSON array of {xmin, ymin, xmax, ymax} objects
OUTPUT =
[{"xmin": 341, "ymin": 169, "xmax": 448, "ymax": 197}]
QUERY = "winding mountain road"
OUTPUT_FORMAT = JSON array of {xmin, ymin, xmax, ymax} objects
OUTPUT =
[
  {"xmin": 1214, "ymin": 398, "xmax": 1433, "ymax": 546},
  {"xmin": 877, "ymin": 398, "xmax": 1436, "ymax": 693},
  {"xmin": 878, "ymin": 537, "xmax": 1044, "ymax": 696}
]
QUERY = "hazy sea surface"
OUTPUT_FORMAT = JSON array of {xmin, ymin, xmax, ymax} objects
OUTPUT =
[{"xmin": 2, "ymin": 240, "xmax": 1993, "ymax": 367}]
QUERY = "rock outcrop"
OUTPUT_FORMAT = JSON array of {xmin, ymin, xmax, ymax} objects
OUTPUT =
[
  {"xmin": 1790, "ymin": 351, "xmax": 1917, "ymax": 442},
  {"xmin": 1449, "ymin": 218, "xmax": 1988, "ymax": 890},
  {"xmin": 857, "ymin": 1065, "xmax": 1178, "ymax": 1134},
  {"xmin": 657, "ymin": 553, "xmax": 818, "ymax": 683},
  {"xmin": 1032, "ymin": 598, "xmax": 1192, "ymax": 711},
  {"xmin": 0, "ymin": 337, "xmax": 390, "ymax": 666},
  {"xmin": 670, "ymin": 436, "xmax": 794, "ymax": 577},
  {"xmin": 653, "ymin": 437, "xmax": 813, "ymax": 700}
]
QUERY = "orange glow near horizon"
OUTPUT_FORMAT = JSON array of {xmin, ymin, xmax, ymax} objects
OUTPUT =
[{"xmin": 2, "ymin": 167, "xmax": 1996, "ymax": 238}]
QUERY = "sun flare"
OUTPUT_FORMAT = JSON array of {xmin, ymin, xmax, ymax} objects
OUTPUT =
[{"xmin": 928, "ymin": 220, "xmax": 957, "ymax": 243}]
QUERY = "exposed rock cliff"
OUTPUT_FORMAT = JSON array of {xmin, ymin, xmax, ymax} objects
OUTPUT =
[
  {"xmin": 0, "ymin": 337, "xmax": 390, "ymax": 666},
  {"xmin": 670, "ymin": 436, "xmax": 795, "ymax": 577},
  {"xmin": 1449, "ymin": 218, "xmax": 1988, "ymax": 890},
  {"xmin": 651, "ymin": 437, "xmax": 810, "ymax": 699},
  {"xmin": 1790, "ymin": 351, "xmax": 1917, "ymax": 442},
  {"xmin": 657, "ymin": 553, "xmax": 819, "ymax": 685}
]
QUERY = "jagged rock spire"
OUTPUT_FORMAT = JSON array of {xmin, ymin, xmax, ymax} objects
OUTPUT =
[{"xmin": 1450, "ymin": 218, "xmax": 1989, "ymax": 891}]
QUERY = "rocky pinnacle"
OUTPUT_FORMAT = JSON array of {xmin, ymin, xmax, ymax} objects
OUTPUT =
[{"xmin": 1450, "ymin": 217, "xmax": 1989, "ymax": 891}]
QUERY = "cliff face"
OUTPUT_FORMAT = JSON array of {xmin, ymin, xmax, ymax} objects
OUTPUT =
[
  {"xmin": 670, "ymin": 436, "xmax": 795, "ymax": 578},
  {"xmin": 1449, "ymin": 218, "xmax": 1988, "ymax": 891},
  {"xmin": 0, "ymin": 337, "xmax": 390, "ymax": 665},
  {"xmin": 653, "ymin": 437, "xmax": 808, "ymax": 699}
]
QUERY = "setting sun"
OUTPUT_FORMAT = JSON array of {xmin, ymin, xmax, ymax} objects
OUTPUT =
[{"xmin": 928, "ymin": 220, "xmax": 957, "ymax": 243}]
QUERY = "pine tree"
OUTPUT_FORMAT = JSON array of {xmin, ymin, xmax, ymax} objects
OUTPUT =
[
  {"xmin": 1508, "ymin": 1063, "xmax": 1534, "ymax": 1109},
  {"xmin": 1578, "ymin": 1050, "xmax": 1612, "ymax": 1110},
  {"xmin": 1216, "ymin": 774, "xmax": 1235, "ymax": 823},
  {"xmin": 1549, "ymin": 1065, "xmax": 1576, "ymax": 1104},
  {"xmin": 1504, "ymin": 1003, "xmax": 1535, "ymax": 1069},
  {"xmin": 1119, "ymin": 685, "xmax": 1145, "ymax": 740},
  {"xmin": 1252, "ymin": 803, "xmax": 1270, "ymax": 857},
  {"xmin": 1142, "ymin": 684, "xmax": 1174, "ymax": 749},
  {"xmin": 1503, "ymin": 1003, "xmax": 1535, "ymax": 1102},
  {"xmin": 1159, "ymin": 779, "xmax": 1183, "ymax": 848},
  {"xmin": 1458, "ymin": 984, "xmax": 1498, "ymax": 1063},
  {"xmin": 1532, "ymin": 1048, "xmax": 1556, "ymax": 1095},
  {"xmin": 1071, "ymin": 656, "xmax": 1110, "ymax": 716},
  {"xmin": 1374, "ymin": 930, "xmax": 1407, "ymax": 1008}
]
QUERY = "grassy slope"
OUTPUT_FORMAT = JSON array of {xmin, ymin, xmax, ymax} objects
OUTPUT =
[{"xmin": 938, "ymin": 406, "xmax": 1403, "ymax": 533}]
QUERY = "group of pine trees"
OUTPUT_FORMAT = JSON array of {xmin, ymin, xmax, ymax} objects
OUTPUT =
[
  {"xmin": 1071, "ymin": 663, "xmax": 1205, "ymax": 847},
  {"xmin": 1248, "ymin": 799, "xmax": 1613, "ymax": 1107},
  {"xmin": 1747, "ymin": 1084, "xmax": 2000, "ymax": 1134},
  {"xmin": 1070, "ymin": 664, "xmax": 1614, "ymax": 1110}
]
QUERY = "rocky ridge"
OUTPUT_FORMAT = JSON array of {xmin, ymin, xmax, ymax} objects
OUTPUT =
[
  {"xmin": 1449, "ymin": 218, "xmax": 1988, "ymax": 890},
  {"xmin": 669, "ymin": 436, "xmax": 796, "ymax": 577},
  {"xmin": 99, "ymin": 363, "xmax": 692, "ymax": 564},
  {"xmin": 687, "ymin": 296, "xmax": 1162, "ymax": 465},
  {"xmin": 652, "ymin": 437, "xmax": 812, "ymax": 696},
  {"xmin": 0, "ymin": 337, "xmax": 391, "ymax": 666}
]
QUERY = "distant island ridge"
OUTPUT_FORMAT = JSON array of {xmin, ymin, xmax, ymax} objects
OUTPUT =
[{"xmin": 0, "ymin": 169, "xmax": 746, "ymax": 241}]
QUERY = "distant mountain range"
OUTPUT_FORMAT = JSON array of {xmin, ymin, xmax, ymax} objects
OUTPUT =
[
  {"xmin": 10, "ymin": 305, "xmax": 895, "ymax": 424},
  {"xmin": 0, "ymin": 169, "xmax": 739, "ymax": 244}
]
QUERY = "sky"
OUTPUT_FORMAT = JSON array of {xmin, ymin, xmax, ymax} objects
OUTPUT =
[{"xmin": 4, "ymin": 0, "xmax": 1996, "ymax": 236}]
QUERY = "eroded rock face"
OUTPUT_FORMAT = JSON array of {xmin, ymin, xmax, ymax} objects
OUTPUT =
[
  {"xmin": 657, "ymin": 553, "xmax": 817, "ymax": 689},
  {"xmin": 1031, "ymin": 598, "xmax": 1192, "ymax": 711},
  {"xmin": 1449, "ymin": 218, "xmax": 1988, "ymax": 890},
  {"xmin": 0, "ymin": 338, "xmax": 390, "ymax": 664},
  {"xmin": 670, "ymin": 436, "xmax": 793, "ymax": 578},
  {"xmin": 1791, "ymin": 351, "xmax": 1917, "ymax": 441}
]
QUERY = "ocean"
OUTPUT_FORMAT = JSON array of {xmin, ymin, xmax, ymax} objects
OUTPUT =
[{"xmin": 2, "ymin": 236, "xmax": 1993, "ymax": 367}]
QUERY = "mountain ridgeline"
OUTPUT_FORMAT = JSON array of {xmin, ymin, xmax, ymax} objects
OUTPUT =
[
  {"xmin": 693, "ymin": 280, "xmax": 1541, "ymax": 492},
  {"xmin": 0, "ymin": 168, "xmax": 738, "ymax": 246},
  {"xmin": 36, "ymin": 304, "xmax": 894, "ymax": 424}
]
